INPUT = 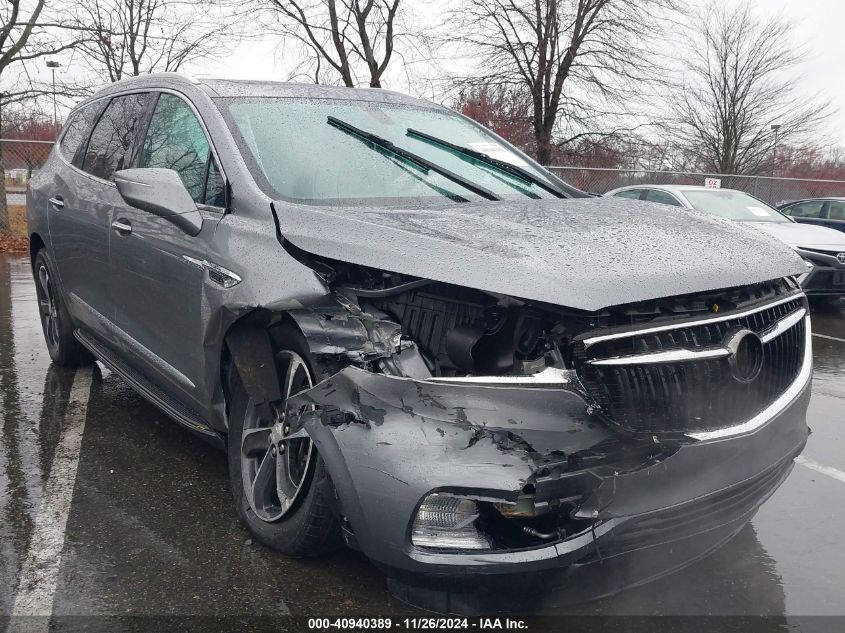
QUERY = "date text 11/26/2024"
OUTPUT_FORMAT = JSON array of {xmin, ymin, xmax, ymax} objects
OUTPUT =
[{"xmin": 307, "ymin": 618, "xmax": 529, "ymax": 630}]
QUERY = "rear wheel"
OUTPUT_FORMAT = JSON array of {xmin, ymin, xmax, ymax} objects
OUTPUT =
[
  {"xmin": 33, "ymin": 249, "xmax": 95, "ymax": 367},
  {"xmin": 227, "ymin": 326, "xmax": 342, "ymax": 556}
]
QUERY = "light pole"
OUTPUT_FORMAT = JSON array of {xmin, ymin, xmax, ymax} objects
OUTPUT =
[
  {"xmin": 768, "ymin": 123, "xmax": 782, "ymax": 202},
  {"xmin": 46, "ymin": 60, "xmax": 60, "ymax": 130},
  {"xmin": 770, "ymin": 123, "xmax": 781, "ymax": 177}
]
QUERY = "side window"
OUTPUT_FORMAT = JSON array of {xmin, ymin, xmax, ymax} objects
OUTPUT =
[
  {"xmin": 59, "ymin": 114, "xmax": 84, "ymax": 160},
  {"xmin": 613, "ymin": 189, "xmax": 644, "ymax": 200},
  {"xmin": 827, "ymin": 202, "xmax": 845, "ymax": 221},
  {"xmin": 82, "ymin": 93, "xmax": 150, "ymax": 180},
  {"xmin": 59, "ymin": 103, "xmax": 103, "ymax": 165},
  {"xmin": 139, "ymin": 93, "xmax": 224, "ymax": 207},
  {"xmin": 204, "ymin": 158, "xmax": 226, "ymax": 208},
  {"xmin": 645, "ymin": 189, "xmax": 682, "ymax": 207},
  {"xmin": 784, "ymin": 201, "xmax": 823, "ymax": 218}
]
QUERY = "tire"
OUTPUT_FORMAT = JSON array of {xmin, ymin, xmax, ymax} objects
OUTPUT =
[
  {"xmin": 33, "ymin": 249, "xmax": 95, "ymax": 367},
  {"xmin": 227, "ymin": 325, "xmax": 342, "ymax": 557}
]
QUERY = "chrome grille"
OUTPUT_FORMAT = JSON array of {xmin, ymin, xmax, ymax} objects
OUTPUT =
[{"xmin": 574, "ymin": 295, "xmax": 807, "ymax": 434}]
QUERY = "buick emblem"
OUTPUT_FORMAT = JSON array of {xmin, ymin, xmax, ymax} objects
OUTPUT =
[
  {"xmin": 837, "ymin": 252, "xmax": 845, "ymax": 265},
  {"xmin": 723, "ymin": 327, "xmax": 764, "ymax": 383}
]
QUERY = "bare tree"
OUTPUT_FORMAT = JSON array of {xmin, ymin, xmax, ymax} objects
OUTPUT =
[
  {"xmin": 448, "ymin": 0, "xmax": 681, "ymax": 165},
  {"xmin": 263, "ymin": 0, "xmax": 402, "ymax": 87},
  {"xmin": 669, "ymin": 2, "xmax": 831, "ymax": 175},
  {"xmin": 1, "ymin": 0, "xmax": 83, "ymax": 232},
  {"xmin": 456, "ymin": 84, "xmax": 536, "ymax": 153},
  {"xmin": 71, "ymin": 0, "xmax": 238, "ymax": 82}
]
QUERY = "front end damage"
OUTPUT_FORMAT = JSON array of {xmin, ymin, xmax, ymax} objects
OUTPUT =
[{"xmin": 251, "ymin": 261, "xmax": 811, "ymax": 607}]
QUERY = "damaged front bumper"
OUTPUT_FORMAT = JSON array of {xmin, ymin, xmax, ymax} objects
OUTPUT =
[{"xmin": 286, "ymin": 323, "xmax": 812, "ymax": 588}]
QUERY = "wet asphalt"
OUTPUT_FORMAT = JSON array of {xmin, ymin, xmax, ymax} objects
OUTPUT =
[{"xmin": 1, "ymin": 252, "xmax": 844, "ymax": 625}]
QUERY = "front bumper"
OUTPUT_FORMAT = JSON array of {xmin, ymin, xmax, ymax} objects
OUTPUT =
[
  {"xmin": 797, "ymin": 248, "xmax": 845, "ymax": 295},
  {"xmin": 287, "ymin": 320, "xmax": 811, "ymax": 595}
]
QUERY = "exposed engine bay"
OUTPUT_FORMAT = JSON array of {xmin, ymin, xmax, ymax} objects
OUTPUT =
[
  {"xmin": 304, "ymin": 254, "xmax": 801, "ymax": 378},
  {"xmin": 266, "ymin": 252, "xmax": 807, "ymax": 555},
  {"xmin": 215, "ymin": 195, "xmax": 812, "ymax": 601}
]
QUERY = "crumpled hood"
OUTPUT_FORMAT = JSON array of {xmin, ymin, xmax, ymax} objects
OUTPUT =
[
  {"xmin": 276, "ymin": 197, "xmax": 806, "ymax": 311},
  {"xmin": 750, "ymin": 221, "xmax": 845, "ymax": 251}
]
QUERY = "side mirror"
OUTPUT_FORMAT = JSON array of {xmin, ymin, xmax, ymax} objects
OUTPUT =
[{"xmin": 113, "ymin": 168, "xmax": 203, "ymax": 236}]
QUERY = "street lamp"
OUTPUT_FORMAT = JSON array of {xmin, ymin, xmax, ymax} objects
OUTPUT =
[
  {"xmin": 770, "ymin": 123, "xmax": 781, "ymax": 178},
  {"xmin": 46, "ymin": 60, "xmax": 60, "ymax": 130}
]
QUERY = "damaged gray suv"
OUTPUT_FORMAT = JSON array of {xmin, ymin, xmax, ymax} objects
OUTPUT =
[{"xmin": 28, "ymin": 74, "xmax": 812, "ymax": 610}]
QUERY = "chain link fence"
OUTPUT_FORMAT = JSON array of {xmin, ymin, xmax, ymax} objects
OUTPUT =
[
  {"xmin": 547, "ymin": 166, "xmax": 845, "ymax": 207},
  {"xmin": 1, "ymin": 139, "xmax": 55, "ymax": 237},
  {"xmin": 5, "ymin": 140, "xmax": 845, "ymax": 226}
]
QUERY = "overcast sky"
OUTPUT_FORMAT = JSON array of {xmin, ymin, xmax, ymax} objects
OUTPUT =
[
  {"xmin": 23, "ymin": 0, "xmax": 845, "ymax": 143},
  {"xmin": 184, "ymin": 0, "xmax": 845, "ymax": 140},
  {"xmin": 754, "ymin": 0, "xmax": 844, "ymax": 143}
]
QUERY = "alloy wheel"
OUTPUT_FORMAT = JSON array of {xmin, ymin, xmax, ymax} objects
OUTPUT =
[
  {"xmin": 37, "ymin": 264, "xmax": 60, "ymax": 351},
  {"xmin": 240, "ymin": 351, "xmax": 315, "ymax": 523}
]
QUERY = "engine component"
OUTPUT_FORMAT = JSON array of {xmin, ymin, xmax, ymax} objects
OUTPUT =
[{"xmin": 370, "ymin": 284, "xmax": 557, "ymax": 376}]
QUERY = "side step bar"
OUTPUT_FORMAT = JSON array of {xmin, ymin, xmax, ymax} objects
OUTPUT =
[{"xmin": 74, "ymin": 330, "xmax": 224, "ymax": 448}]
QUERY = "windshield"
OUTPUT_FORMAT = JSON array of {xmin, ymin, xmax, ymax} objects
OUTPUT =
[
  {"xmin": 682, "ymin": 189, "xmax": 791, "ymax": 223},
  {"xmin": 218, "ymin": 97, "xmax": 564, "ymax": 205}
]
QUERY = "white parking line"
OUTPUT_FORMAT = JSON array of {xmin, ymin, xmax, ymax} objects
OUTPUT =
[
  {"xmin": 11, "ymin": 367, "xmax": 93, "ymax": 619},
  {"xmin": 813, "ymin": 333, "xmax": 845, "ymax": 344},
  {"xmin": 795, "ymin": 455, "xmax": 845, "ymax": 484}
]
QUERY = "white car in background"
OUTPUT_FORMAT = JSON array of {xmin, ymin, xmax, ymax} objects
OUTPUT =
[{"xmin": 605, "ymin": 184, "xmax": 845, "ymax": 303}]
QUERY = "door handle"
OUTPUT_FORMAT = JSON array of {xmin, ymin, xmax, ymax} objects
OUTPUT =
[
  {"xmin": 111, "ymin": 219, "xmax": 132, "ymax": 235},
  {"xmin": 49, "ymin": 196, "xmax": 64, "ymax": 209}
]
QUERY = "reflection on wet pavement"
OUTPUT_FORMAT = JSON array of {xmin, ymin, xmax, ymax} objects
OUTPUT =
[{"xmin": 1, "ymin": 253, "xmax": 844, "ymax": 619}]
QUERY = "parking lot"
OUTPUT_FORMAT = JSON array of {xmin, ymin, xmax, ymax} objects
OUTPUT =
[{"xmin": 1, "ymin": 252, "xmax": 844, "ymax": 626}]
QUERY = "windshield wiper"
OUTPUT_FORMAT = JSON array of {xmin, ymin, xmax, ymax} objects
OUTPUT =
[
  {"xmin": 406, "ymin": 128, "xmax": 568, "ymax": 198},
  {"xmin": 326, "ymin": 116, "xmax": 500, "ymax": 201}
]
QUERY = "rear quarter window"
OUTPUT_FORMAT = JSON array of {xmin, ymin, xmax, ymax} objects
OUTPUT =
[
  {"xmin": 613, "ymin": 189, "xmax": 643, "ymax": 200},
  {"xmin": 783, "ymin": 201, "xmax": 823, "ymax": 218},
  {"xmin": 59, "ymin": 103, "xmax": 103, "ymax": 165},
  {"xmin": 645, "ymin": 190, "xmax": 682, "ymax": 207}
]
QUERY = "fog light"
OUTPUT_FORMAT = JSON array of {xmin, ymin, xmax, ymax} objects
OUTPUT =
[{"xmin": 411, "ymin": 493, "xmax": 491, "ymax": 550}]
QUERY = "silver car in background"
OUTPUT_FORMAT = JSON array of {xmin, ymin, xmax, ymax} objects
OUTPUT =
[{"xmin": 605, "ymin": 185, "xmax": 845, "ymax": 302}]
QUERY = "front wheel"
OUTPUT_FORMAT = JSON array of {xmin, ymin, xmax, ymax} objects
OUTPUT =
[{"xmin": 227, "ymin": 327, "xmax": 342, "ymax": 556}]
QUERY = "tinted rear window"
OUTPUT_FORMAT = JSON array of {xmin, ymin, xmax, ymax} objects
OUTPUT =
[
  {"xmin": 613, "ymin": 189, "xmax": 643, "ymax": 200},
  {"xmin": 645, "ymin": 189, "xmax": 682, "ymax": 207},
  {"xmin": 82, "ymin": 93, "xmax": 150, "ymax": 180},
  {"xmin": 59, "ymin": 103, "xmax": 102, "ymax": 164}
]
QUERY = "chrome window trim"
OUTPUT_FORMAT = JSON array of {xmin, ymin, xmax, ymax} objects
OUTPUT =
[
  {"xmin": 581, "ymin": 292, "xmax": 804, "ymax": 349},
  {"xmin": 686, "ymin": 315, "xmax": 812, "ymax": 441},
  {"xmin": 60, "ymin": 87, "xmax": 228, "ymax": 207}
]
